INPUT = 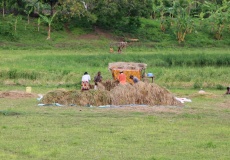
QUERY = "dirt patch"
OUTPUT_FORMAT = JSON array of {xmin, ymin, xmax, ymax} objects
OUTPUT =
[
  {"xmin": 188, "ymin": 92, "xmax": 220, "ymax": 99},
  {"xmin": 78, "ymin": 27, "xmax": 118, "ymax": 40},
  {"xmin": 219, "ymin": 99, "xmax": 230, "ymax": 109},
  {"xmin": 78, "ymin": 33, "xmax": 100, "ymax": 40},
  {"xmin": 97, "ymin": 105, "xmax": 183, "ymax": 114},
  {"xmin": 0, "ymin": 91, "xmax": 37, "ymax": 99}
]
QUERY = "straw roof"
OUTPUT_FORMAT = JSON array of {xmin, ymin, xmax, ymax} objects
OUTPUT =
[{"xmin": 108, "ymin": 62, "xmax": 147, "ymax": 71}]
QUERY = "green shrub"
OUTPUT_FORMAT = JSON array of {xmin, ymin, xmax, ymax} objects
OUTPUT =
[
  {"xmin": 216, "ymin": 84, "xmax": 224, "ymax": 90},
  {"xmin": 193, "ymin": 81, "xmax": 203, "ymax": 89}
]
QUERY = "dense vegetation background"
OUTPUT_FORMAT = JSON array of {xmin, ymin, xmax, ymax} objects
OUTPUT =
[
  {"xmin": 0, "ymin": 0, "xmax": 229, "ymax": 48},
  {"xmin": 0, "ymin": 0, "xmax": 230, "ymax": 89}
]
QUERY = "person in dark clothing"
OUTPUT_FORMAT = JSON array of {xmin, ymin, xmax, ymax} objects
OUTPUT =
[
  {"xmin": 94, "ymin": 71, "xmax": 102, "ymax": 89},
  {"xmin": 130, "ymin": 75, "xmax": 139, "ymax": 83},
  {"xmin": 225, "ymin": 87, "xmax": 230, "ymax": 94}
]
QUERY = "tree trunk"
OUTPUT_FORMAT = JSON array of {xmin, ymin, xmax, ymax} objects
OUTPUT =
[
  {"xmin": 15, "ymin": 19, "xmax": 17, "ymax": 31},
  {"xmin": 50, "ymin": 1, "xmax": 53, "ymax": 16},
  {"xmin": 27, "ymin": 14, "xmax": 30, "ymax": 24},
  {"xmin": 47, "ymin": 24, "xmax": 51, "ymax": 40},
  {"xmin": 3, "ymin": 7, "xmax": 4, "ymax": 17},
  {"xmin": 2, "ymin": 1, "xmax": 5, "ymax": 17}
]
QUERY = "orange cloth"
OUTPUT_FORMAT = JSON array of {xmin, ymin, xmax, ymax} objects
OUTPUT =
[{"xmin": 118, "ymin": 73, "xmax": 126, "ymax": 84}]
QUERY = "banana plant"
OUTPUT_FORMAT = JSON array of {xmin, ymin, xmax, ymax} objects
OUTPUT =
[
  {"xmin": 154, "ymin": 0, "xmax": 167, "ymax": 32},
  {"xmin": 205, "ymin": 0, "xmax": 230, "ymax": 40},
  {"xmin": 7, "ymin": 14, "xmax": 22, "ymax": 32},
  {"xmin": 37, "ymin": 17, "xmax": 41, "ymax": 32},
  {"xmin": 169, "ymin": 1, "xmax": 194, "ymax": 43},
  {"xmin": 39, "ymin": 11, "xmax": 58, "ymax": 40},
  {"xmin": 174, "ymin": 14, "xmax": 194, "ymax": 43},
  {"xmin": 24, "ymin": 4, "xmax": 34, "ymax": 25}
]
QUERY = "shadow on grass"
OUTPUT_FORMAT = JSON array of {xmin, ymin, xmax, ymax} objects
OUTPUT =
[{"xmin": 0, "ymin": 110, "xmax": 21, "ymax": 116}]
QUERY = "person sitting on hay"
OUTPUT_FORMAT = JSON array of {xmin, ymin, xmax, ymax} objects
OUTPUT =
[
  {"xmin": 94, "ymin": 71, "xmax": 102, "ymax": 89},
  {"xmin": 118, "ymin": 71, "xmax": 126, "ymax": 84},
  {"xmin": 81, "ymin": 72, "xmax": 91, "ymax": 91},
  {"xmin": 130, "ymin": 75, "xmax": 139, "ymax": 83},
  {"xmin": 225, "ymin": 87, "xmax": 230, "ymax": 94}
]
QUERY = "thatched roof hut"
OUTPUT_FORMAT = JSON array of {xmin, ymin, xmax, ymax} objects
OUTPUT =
[
  {"xmin": 108, "ymin": 62, "xmax": 147, "ymax": 83},
  {"xmin": 108, "ymin": 62, "xmax": 147, "ymax": 70}
]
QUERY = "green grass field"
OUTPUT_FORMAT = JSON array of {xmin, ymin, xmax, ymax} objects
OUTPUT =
[
  {"xmin": 0, "ymin": 49, "xmax": 230, "ymax": 159},
  {"xmin": 0, "ymin": 89, "xmax": 230, "ymax": 160},
  {"xmin": 0, "ymin": 49, "xmax": 230, "ymax": 89},
  {"xmin": 1, "ymin": 13, "xmax": 230, "ymax": 160}
]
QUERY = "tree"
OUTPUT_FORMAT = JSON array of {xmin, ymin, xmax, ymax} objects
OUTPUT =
[
  {"xmin": 8, "ymin": 0, "xmax": 26, "ymax": 14},
  {"xmin": 58, "ymin": 0, "xmax": 87, "ymax": 18},
  {"xmin": 24, "ymin": 4, "xmax": 34, "ymax": 24},
  {"xmin": 89, "ymin": 0, "xmax": 152, "ymax": 31},
  {"xmin": 41, "ymin": 0, "xmax": 58, "ymax": 16},
  {"xmin": 169, "ymin": 0, "xmax": 194, "ymax": 43},
  {"xmin": 39, "ymin": 11, "xmax": 58, "ymax": 39},
  {"xmin": 203, "ymin": 0, "xmax": 230, "ymax": 40},
  {"xmin": 0, "ymin": 0, "xmax": 6, "ymax": 17}
]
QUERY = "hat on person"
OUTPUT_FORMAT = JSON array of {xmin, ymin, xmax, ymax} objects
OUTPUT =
[{"xmin": 119, "ymin": 70, "xmax": 123, "ymax": 73}]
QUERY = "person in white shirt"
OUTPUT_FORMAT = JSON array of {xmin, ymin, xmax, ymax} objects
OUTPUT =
[{"xmin": 81, "ymin": 72, "xmax": 91, "ymax": 90}]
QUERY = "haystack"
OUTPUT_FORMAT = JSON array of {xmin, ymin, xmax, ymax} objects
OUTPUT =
[
  {"xmin": 41, "ymin": 89, "xmax": 110, "ymax": 106},
  {"xmin": 41, "ymin": 82, "xmax": 182, "ymax": 106},
  {"xmin": 98, "ymin": 80, "xmax": 119, "ymax": 91},
  {"xmin": 110, "ymin": 82, "xmax": 181, "ymax": 106}
]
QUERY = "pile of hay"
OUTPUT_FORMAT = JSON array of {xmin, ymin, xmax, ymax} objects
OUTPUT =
[
  {"xmin": 41, "ymin": 81, "xmax": 182, "ymax": 106},
  {"xmin": 0, "ymin": 91, "xmax": 37, "ymax": 99},
  {"xmin": 98, "ymin": 80, "xmax": 119, "ymax": 91},
  {"xmin": 109, "ymin": 82, "xmax": 181, "ymax": 106},
  {"xmin": 41, "ymin": 89, "xmax": 110, "ymax": 106}
]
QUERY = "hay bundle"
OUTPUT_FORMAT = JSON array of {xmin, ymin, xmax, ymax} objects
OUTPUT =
[
  {"xmin": 41, "ymin": 89, "xmax": 110, "ymax": 106},
  {"xmin": 74, "ymin": 90, "xmax": 110, "ymax": 106},
  {"xmin": 41, "ymin": 82, "xmax": 182, "ymax": 106},
  {"xmin": 110, "ymin": 81, "xmax": 181, "ymax": 106},
  {"xmin": 41, "ymin": 89, "xmax": 69, "ymax": 105},
  {"xmin": 99, "ymin": 80, "xmax": 119, "ymax": 91}
]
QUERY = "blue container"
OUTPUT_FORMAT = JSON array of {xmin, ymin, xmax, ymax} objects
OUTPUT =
[{"xmin": 147, "ymin": 73, "xmax": 153, "ymax": 77}]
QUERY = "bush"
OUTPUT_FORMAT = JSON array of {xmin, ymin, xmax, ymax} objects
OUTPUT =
[
  {"xmin": 216, "ymin": 84, "xmax": 224, "ymax": 90},
  {"xmin": 0, "ymin": 22, "xmax": 19, "ymax": 41},
  {"xmin": 193, "ymin": 81, "xmax": 203, "ymax": 89}
]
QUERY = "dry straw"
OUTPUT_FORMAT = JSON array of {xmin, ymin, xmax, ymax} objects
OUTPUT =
[{"xmin": 41, "ymin": 81, "xmax": 182, "ymax": 106}]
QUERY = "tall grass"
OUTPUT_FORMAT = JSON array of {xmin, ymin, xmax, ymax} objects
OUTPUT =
[{"xmin": 0, "ymin": 49, "xmax": 230, "ymax": 88}]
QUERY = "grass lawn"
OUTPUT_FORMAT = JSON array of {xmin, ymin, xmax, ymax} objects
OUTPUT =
[
  {"xmin": 0, "ymin": 49, "xmax": 230, "ymax": 159},
  {"xmin": 0, "ymin": 88, "xmax": 230, "ymax": 160},
  {"xmin": 1, "ymin": 14, "xmax": 230, "ymax": 159},
  {"xmin": 1, "ymin": 48, "xmax": 230, "ymax": 89}
]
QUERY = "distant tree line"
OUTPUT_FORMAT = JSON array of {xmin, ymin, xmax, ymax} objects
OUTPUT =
[{"xmin": 0, "ymin": 0, "xmax": 229, "ymax": 41}]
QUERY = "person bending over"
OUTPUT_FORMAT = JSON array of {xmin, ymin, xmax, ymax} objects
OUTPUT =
[{"xmin": 130, "ymin": 75, "xmax": 139, "ymax": 83}]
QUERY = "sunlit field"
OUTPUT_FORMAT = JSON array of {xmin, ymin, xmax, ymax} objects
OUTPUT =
[
  {"xmin": 0, "ymin": 89, "xmax": 230, "ymax": 160},
  {"xmin": 0, "ymin": 48, "xmax": 230, "ymax": 89},
  {"xmin": 0, "ymin": 48, "xmax": 230, "ymax": 160}
]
